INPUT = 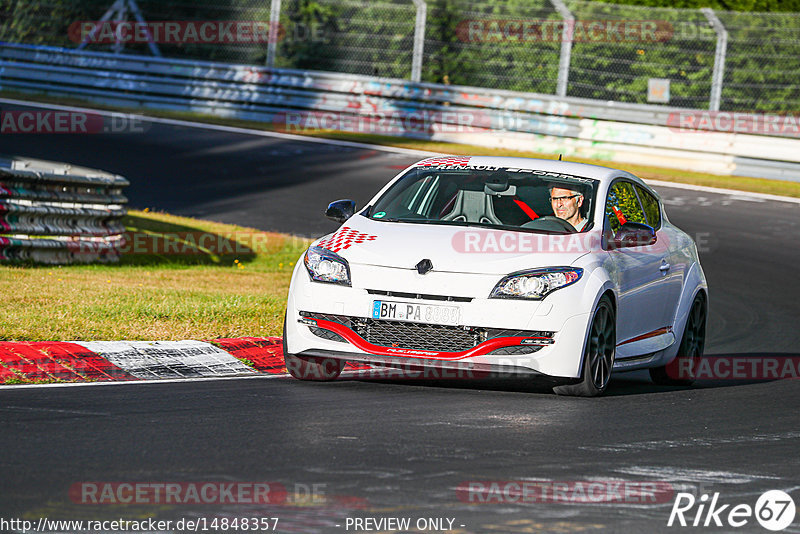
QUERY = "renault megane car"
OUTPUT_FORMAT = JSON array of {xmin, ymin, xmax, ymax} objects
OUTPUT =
[{"xmin": 283, "ymin": 156, "xmax": 708, "ymax": 396}]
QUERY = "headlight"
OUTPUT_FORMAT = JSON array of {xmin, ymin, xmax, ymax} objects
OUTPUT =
[
  {"xmin": 304, "ymin": 246, "xmax": 351, "ymax": 286},
  {"xmin": 490, "ymin": 267, "xmax": 583, "ymax": 300}
]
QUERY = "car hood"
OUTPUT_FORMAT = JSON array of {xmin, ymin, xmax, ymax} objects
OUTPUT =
[{"xmin": 312, "ymin": 215, "xmax": 594, "ymax": 275}]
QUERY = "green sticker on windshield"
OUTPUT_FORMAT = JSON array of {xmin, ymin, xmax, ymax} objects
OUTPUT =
[{"xmin": 374, "ymin": 211, "xmax": 386, "ymax": 218}]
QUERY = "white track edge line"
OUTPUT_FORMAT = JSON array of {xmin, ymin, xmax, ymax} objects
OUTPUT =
[
  {"xmin": 0, "ymin": 372, "xmax": 288, "ymax": 390},
  {"xmin": 0, "ymin": 97, "xmax": 436, "ymax": 157},
  {"xmin": 647, "ymin": 179, "xmax": 800, "ymax": 205},
  {"xmin": 3, "ymin": 97, "xmax": 799, "ymax": 204}
]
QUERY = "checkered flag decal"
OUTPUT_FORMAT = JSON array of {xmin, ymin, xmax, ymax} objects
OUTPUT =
[
  {"xmin": 317, "ymin": 226, "xmax": 377, "ymax": 253},
  {"xmin": 417, "ymin": 156, "xmax": 471, "ymax": 167}
]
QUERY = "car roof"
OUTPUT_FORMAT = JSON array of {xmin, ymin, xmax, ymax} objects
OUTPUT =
[{"xmin": 413, "ymin": 155, "xmax": 644, "ymax": 186}]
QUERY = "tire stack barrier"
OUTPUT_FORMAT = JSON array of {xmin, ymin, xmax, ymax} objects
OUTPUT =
[{"xmin": 0, "ymin": 155, "xmax": 128, "ymax": 264}]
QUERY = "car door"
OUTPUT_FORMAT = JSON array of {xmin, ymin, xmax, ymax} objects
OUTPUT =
[
  {"xmin": 634, "ymin": 183, "xmax": 684, "ymax": 329},
  {"xmin": 602, "ymin": 180, "xmax": 674, "ymax": 346}
]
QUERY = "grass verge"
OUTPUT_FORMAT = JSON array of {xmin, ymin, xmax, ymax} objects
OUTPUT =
[
  {"xmin": 2, "ymin": 89, "xmax": 799, "ymax": 199},
  {"xmin": 0, "ymin": 209, "xmax": 310, "ymax": 341}
]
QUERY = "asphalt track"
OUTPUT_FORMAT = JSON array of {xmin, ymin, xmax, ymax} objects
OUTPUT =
[{"xmin": 1, "ymin": 105, "xmax": 799, "ymax": 533}]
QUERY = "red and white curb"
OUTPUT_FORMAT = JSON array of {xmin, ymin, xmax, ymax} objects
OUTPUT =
[
  {"xmin": 0, "ymin": 338, "xmax": 298, "ymax": 384},
  {"xmin": 0, "ymin": 338, "xmax": 372, "ymax": 386}
]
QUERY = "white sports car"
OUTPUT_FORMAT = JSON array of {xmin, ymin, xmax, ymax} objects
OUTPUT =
[{"xmin": 283, "ymin": 156, "xmax": 708, "ymax": 396}]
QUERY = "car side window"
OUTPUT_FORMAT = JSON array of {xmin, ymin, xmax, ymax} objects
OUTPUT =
[
  {"xmin": 635, "ymin": 185, "xmax": 661, "ymax": 229},
  {"xmin": 605, "ymin": 181, "xmax": 646, "ymax": 235}
]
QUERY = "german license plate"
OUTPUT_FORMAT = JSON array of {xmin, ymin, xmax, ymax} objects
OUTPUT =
[{"xmin": 371, "ymin": 300, "xmax": 460, "ymax": 326}]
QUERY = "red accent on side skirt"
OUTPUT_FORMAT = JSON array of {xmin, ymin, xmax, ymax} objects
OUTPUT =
[{"xmin": 617, "ymin": 326, "xmax": 673, "ymax": 347}]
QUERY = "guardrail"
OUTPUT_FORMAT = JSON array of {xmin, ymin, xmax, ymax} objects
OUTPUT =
[
  {"xmin": 0, "ymin": 155, "xmax": 128, "ymax": 264},
  {"xmin": 1, "ymin": 42, "xmax": 799, "ymax": 182}
]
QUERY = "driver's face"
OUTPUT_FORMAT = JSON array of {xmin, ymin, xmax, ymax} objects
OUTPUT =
[{"xmin": 550, "ymin": 187, "xmax": 583, "ymax": 221}]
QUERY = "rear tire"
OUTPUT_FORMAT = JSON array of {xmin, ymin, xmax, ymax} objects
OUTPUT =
[
  {"xmin": 649, "ymin": 294, "xmax": 706, "ymax": 386},
  {"xmin": 553, "ymin": 296, "xmax": 616, "ymax": 397},
  {"xmin": 283, "ymin": 315, "xmax": 345, "ymax": 381}
]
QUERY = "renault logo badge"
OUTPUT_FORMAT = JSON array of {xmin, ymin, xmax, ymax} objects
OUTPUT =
[{"xmin": 416, "ymin": 259, "xmax": 433, "ymax": 275}]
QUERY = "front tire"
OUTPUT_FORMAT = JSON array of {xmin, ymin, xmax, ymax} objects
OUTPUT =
[
  {"xmin": 283, "ymin": 315, "xmax": 345, "ymax": 381},
  {"xmin": 553, "ymin": 296, "xmax": 616, "ymax": 397},
  {"xmin": 649, "ymin": 293, "xmax": 707, "ymax": 386}
]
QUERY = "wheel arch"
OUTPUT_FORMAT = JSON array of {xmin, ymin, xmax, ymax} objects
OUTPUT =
[
  {"xmin": 662, "ymin": 279, "xmax": 708, "ymax": 364},
  {"xmin": 574, "ymin": 288, "xmax": 617, "ymax": 380}
]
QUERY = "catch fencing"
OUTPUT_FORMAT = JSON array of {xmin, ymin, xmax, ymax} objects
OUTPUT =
[
  {"xmin": 1, "ymin": 42, "xmax": 800, "ymax": 182},
  {"xmin": 2, "ymin": 0, "xmax": 799, "ymax": 113},
  {"xmin": 0, "ymin": 155, "xmax": 128, "ymax": 264}
]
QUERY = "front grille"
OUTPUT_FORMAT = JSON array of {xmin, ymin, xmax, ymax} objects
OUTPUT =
[
  {"xmin": 309, "ymin": 326, "xmax": 347, "ymax": 343},
  {"xmin": 300, "ymin": 311, "xmax": 353, "ymax": 327},
  {"xmin": 355, "ymin": 320, "xmax": 480, "ymax": 352},
  {"xmin": 485, "ymin": 328, "xmax": 554, "ymax": 339},
  {"xmin": 367, "ymin": 289, "xmax": 473, "ymax": 303},
  {"xmin": 301, "ymin": 312, "xmax": 553, "ymax": 353},
  {"xmin": 488, "ymin": 345, "xmax": 543, "ymax": 355}
]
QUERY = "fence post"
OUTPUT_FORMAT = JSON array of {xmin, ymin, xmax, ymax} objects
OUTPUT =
[
  {"xmin": 701, "ymin": 7, "xmax": 727, "ymax": 111},
  {"xmin": 266, "ymin": 0, "xmax": 282, "ymax": 68},
  {"xmin": 549, "ymin": 0, "xmax": 574, "ymax": 98},
  {"xmin": 411, "ymin": 0, "xmax": 427, "ymax": 82},
  {"xmin": 77, "ymin": 0, "xmax": 161, "ymax": 57}
]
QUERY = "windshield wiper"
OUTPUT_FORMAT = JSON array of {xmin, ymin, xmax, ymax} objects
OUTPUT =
[
  {"xmin": 374, "ymin": 217, "xmax": 517, "ymax": 229},
  {"xmin": 373, "ymin": 217, "xmax": 468, "ymax": 225}
]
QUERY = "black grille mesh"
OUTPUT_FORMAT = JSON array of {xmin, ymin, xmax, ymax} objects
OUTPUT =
[
  {"xmin": 487, "ymin": 345, "xmax": 543, "ymax": 355},
  {"xmin": 355, "ymin": 320, "xmax": 479, "ymax": 352},
  {"xmin": 301, "ymin": 312, "xmax": 553, "ymax": 353},
  {"xmin": 309, "ymin": 326, "xmax": 347, "ymax": 343}
]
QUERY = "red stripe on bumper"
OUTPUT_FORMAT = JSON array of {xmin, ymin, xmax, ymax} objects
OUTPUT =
[{"xmin": 314, "ymin": 319, "xmax": 549, "ymax": 360}]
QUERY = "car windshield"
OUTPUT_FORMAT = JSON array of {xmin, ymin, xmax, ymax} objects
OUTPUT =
[{"xmin": 367, "ymin": 167, "xmax": 599, "ymax": 234}]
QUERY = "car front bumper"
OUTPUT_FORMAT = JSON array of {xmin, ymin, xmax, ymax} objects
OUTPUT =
[{"xmin": 285, "ymin": 262, "xmax": 594, "ymax": 379}]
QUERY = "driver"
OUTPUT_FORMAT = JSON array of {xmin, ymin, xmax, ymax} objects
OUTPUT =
[{"xmin": 549, "ymin": 185, "xmax": 587, "ymax": 231}]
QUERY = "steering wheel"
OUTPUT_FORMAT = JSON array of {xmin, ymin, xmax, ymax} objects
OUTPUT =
[{"xmin": 521, "ymin": 216, "xmax": 577, "ymax": 233}]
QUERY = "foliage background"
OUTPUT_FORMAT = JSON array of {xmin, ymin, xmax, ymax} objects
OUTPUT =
[{"xmin": 0, "ymin": 0, "xmax": 797, "ymax": 111}]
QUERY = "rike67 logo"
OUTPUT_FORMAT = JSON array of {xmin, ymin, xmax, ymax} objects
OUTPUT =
[{"xmin": 668, "ymin": 490, "xmax": 796, "ymax": 531}]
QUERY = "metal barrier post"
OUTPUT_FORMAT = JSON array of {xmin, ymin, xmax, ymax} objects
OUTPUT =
[
  {"xmin": 549, "ymin": 0, "xmax": 574, "ymax": 98},
  {"xmin": 411, "ymin": 0, "xmax": 427, "ymax": 82},
  {"xmin": 701, "ymin": 7, "xmax": 728, "ymax": 112},
  {"xmin": 266, "ymin": 0, "xmax": 282, "ymax": 68}
]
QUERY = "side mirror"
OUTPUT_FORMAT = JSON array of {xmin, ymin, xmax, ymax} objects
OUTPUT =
[
  {"xmin": 612, "ymin": 222, "xmax": 656, "ymax": 249},
  {"xmin": 325, "ymin": 199, "xmax": 356, "ymax": 223}
]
